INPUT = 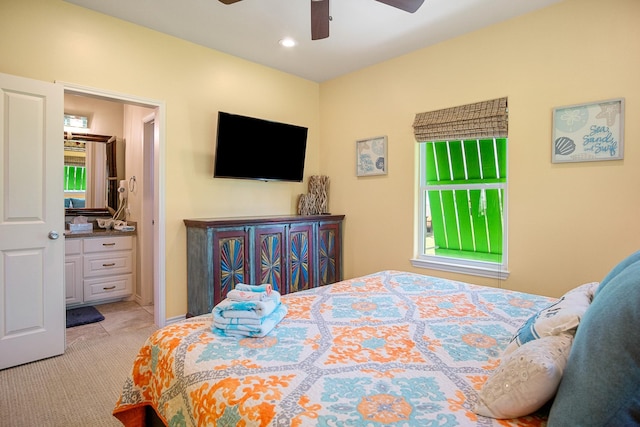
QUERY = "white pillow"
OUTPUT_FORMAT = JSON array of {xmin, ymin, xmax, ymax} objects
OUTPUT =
[
  {"xmin": 504, "ymin": 281, "xmax": 598, "ymax": 354},
  {"xmin": 473, "ymin": 333, "xmax": 573, "ymax": 419}
]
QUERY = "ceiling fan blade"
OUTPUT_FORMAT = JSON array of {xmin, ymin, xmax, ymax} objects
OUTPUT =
[
  {"xmin": 218, "ymin": 0, "xmax": 243, "ymax": 4},
  {"xmin": 375, "ymin": 0, "xmax": 424, "ymax": 13},
  {"xmin": 311, "ymin": 0, "xmax": 329, "ymax": 40}
]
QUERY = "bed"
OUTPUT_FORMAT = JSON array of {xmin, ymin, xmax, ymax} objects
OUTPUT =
[{"xmin": 113, "ymin": 270, "xmax": 559, "ymax": 426}]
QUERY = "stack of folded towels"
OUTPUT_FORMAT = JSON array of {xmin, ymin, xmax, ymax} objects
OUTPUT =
[{"xmin": 212, "ymin": 283, "xmax": 288, "ymax": 338}]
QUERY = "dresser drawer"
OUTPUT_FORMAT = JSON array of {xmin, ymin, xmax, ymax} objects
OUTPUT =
[
  {"xmin": 84, "ymin": 274, "xmax": 133, "ymax": 302},
  {"xmin": 84, "ymin": 251, "xmax": 133, "ymax": 277},
  {"xmin": 83, "ymin": 236, "xmax": 133, "ymax": 253}
]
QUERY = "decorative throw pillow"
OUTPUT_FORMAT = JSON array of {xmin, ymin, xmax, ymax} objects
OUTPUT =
[
  {"xmin": 474, "ymin": 333, "xmax": 573, "ymax": 419},
  {"xmin": 547, "ymin": 253, "xmax": 640, "ymax": 426},
  {"xmin": 503, "ymin": 281, "xmax": 598, "ymax": 354}
]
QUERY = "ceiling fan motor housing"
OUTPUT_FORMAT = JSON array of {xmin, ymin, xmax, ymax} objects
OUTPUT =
[{"xmin": 220, "ymin": 0, "xmax": 425, "ymax": 40}]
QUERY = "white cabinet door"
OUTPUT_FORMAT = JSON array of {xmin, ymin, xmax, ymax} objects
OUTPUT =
[
  {"xmin": 65, "ymin": 239, "xmax": 83, "ymax": 305},
  {"xmin": 0, "ymin": 72, "xmax": 65, "ymax": 369},
  {"xmin": 65, "ymin": 255, "xmax": 83, "ymax": 305}
]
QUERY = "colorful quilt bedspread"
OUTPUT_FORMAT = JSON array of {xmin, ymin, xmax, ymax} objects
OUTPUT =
[{"xmin": 114, "ymin": 270, "xmax": 555, "ymax": 426}]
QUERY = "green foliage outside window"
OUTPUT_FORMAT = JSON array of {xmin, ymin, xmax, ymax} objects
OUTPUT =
[
  {"xmin": 423, "ymin": 138, "xmax": 506, "ymax": 263},
  {"xmin": 64, "ymin": 165, "xmax": 86, "ymax": 191}
]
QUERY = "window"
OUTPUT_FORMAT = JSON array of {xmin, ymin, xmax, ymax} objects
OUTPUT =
[
  {"xmin": 64, "ymin": 140, "xmax": 87, "ymax": 192},
  {"xmin": 411, "ymin": 98, "xmax": 509, "ymax": 279},
  {"xmin": 64, "ymin": 113, "xmax": 89, "ymax": 130}
]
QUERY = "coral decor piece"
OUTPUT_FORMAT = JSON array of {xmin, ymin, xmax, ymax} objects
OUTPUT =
[
  {"xmin": 298, "ymin": 175, "xmax": 330, "ymax": 215},
  {"xmin": 297, "ymin": 193, "xmax": 315, "ymax": 216},
  {"xmin": 310, "ymin": 175, "xmax": 329, "ymax": 214}
]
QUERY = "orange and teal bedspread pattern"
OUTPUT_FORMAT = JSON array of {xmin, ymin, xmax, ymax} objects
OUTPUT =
[{"xmin": 113, "ymin": 270, "xmax": 554, "ymax": 426}]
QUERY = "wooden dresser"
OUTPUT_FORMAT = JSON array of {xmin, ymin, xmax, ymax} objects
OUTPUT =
[{"xmin": 184, "ymin": 214, "xmax": 344, "ymax": 317}]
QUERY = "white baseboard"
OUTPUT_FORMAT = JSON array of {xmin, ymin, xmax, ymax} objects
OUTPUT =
[{"xmin": 165, "ymin": 314, "xmax": 187, "ymax": 325}]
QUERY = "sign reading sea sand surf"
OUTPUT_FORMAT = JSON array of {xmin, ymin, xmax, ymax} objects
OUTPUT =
[{"xmin": 552, "ymin": 98, "xmax": 624, "ymax": 163}]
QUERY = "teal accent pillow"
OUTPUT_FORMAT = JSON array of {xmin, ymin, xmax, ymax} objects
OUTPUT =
[
  {"xmin": 547, "ymin": 252, "xmax": 640, "ymax": 426},
  {"xmin": 70, "ymin": 198, "xmax": 85, "ymax": 208},
  {"xmin": 64, "ymin": 198, "xmax": 72, "ymax": 208},
  {"xmin": 595, "ymin": 249, "xmax": 640, "ymax": 296}
]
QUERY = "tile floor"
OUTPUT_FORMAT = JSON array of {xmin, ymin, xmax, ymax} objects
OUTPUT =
[{"xmin": 65, "ymin": 300, "xmax": 155, "ymax": 346}]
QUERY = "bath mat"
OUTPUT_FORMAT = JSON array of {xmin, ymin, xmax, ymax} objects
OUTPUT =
[{"xmin": 66, "ymin": 306, "xmax": 105, "ymax": 328}]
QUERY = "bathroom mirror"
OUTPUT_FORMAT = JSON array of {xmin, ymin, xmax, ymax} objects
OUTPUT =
[{"xmin": 64, "ymin": 132, "xmax": 122, "ymax": 214}]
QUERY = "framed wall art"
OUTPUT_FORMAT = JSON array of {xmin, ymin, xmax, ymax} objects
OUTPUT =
[
  {"xmin": 356, "ymin": 135, "xmax": 387, "ymax": 176},
  {"xmin": 552, "ymin": 98, "xmax": 624, "ymax": 163}
]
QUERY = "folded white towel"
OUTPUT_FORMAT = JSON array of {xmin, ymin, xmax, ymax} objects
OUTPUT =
[
  {"xmin": 235, "ymin": 283, "xmax": 274, "ymax": 294},
  {"xmin": 214, "ymin": 303, "xmax": 288, "ymax": 338},
  {"xmin": 212, "ymin": 291, "xmax": 281, "ymax": 320},
  {"xmin": 226, "ymin": 289, "xmax": 270, "ymax": 302}
]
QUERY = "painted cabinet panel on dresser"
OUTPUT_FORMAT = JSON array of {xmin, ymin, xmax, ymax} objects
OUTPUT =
[
  {"xmin": 212, "ymin": 228, "xmax": 251, "ymax": 308},
  {"xmin": 254, "ymin": 225, "xmax": 288, "ymax": 292},
  {"xmin": 287, "ymin": 223, "xmax": 314, "ymax": 294},
  {"xmin": 319, "ymin": 221, "xmax": 342, "ymax": 286},
  {"xmin": 184, "ymin": 215, "xmax": 344, "ymax": 317}
]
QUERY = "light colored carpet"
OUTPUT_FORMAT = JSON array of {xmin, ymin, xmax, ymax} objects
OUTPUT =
[{"xmin": 0, "ymin": 324, "xmax": 158, "ymax": 427}]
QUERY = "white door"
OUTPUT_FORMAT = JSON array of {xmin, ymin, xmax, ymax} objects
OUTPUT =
[{"xmin": 0, "ymin": 72, "xmax": 65, "ymax": 370}]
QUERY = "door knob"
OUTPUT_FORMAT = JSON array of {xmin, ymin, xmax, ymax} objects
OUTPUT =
[{"xmin": 48, "ymin": 231, "xmax": 60, "ymax": 240}]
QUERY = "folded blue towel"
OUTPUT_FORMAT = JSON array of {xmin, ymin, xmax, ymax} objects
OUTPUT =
[
  {"xmin": 212, "ymin": 291, "xmax": 281, "ymax": 320},
  {"xmin": 213, "ymin": 303, "xmax": 288, "ymax": 338},
  {"xmin": 213, "ymin": 312, "xmax": 263, "ymax": 326}
]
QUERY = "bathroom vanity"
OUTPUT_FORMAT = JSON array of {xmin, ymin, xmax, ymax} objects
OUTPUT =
[{"xmin": 64, "ymin": 228, "xmax": 136, "ymax": 307}]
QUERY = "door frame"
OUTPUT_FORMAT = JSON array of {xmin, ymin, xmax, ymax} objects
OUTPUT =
[
  {"xmin": 140, "ymin": 113, "xmax": 155, "ymax": 307},
  {"xmin": 60, "ymin": 81, "xmax": 167, "ymax": 327}
]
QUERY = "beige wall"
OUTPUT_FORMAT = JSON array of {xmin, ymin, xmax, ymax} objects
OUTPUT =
[
  {"xmin": 0, "ymin": 0, "xmax": 320, "ymax": 318},
  {"xmin": 320, "ymin": 0, "xmax": 640, "ymax": 297},
  {"xmin": 1, "ymin": 0, "xmax": 638, "ymax": 321}
]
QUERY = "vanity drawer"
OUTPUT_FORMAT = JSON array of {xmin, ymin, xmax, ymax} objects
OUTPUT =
[
  {"xmin": 84, "ymin": 251, "xmax": 133, "ymax": 277},
  {"xmin": 83, "ymin": 236, "xmax": 132, "ymax": 253},
  {"xmin": 84, "ymin": 274, "xmax": 133, "ymax": 302},
  {"xmin": 65, "ymin": 238, "xmax": 82, "ymax": 255}
]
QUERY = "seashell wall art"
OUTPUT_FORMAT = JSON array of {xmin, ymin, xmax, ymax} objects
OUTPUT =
[
  {"xmin": 554, "ymin": 137, "xmax": 576, "ymax": 155},
  {"xmin": 551, "ymin": 98, "xmax": 624, "ymax": 163}
]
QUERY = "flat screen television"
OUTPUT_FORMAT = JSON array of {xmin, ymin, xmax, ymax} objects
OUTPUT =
[{"xmin": 213, "ymin": 111, "xmax": 308, "ymax": 182}]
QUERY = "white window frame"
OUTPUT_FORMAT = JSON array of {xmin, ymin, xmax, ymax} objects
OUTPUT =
[{"xmin": 411, "ymin": 140, "xmax": 510, "ymax": 279}]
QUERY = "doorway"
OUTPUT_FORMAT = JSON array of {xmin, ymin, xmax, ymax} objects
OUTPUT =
[{"xmin": 63, "ymin": 82, "xmax": 166, "ymax": 327}]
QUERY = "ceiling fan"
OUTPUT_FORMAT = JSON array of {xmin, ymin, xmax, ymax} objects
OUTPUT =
[{"xmin": 218, "ymin": 0, "xmax": 425, "ymax": 40}]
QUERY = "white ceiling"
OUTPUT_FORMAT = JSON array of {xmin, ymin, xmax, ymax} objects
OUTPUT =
[{"xmin": 64, "ymin": 0, "xmax": 562, "ymax": 82}]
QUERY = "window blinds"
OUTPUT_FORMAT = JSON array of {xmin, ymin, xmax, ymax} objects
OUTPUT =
[
  {"xmin": 413, "ymin": 97, "xmax": 508, "ymax": 142},
  {"xmin": 64, "ymin": 155, "xmax": 85, "ymax": 167}
]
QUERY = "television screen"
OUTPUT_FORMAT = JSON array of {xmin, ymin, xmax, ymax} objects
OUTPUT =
[{"xmin": 214, "ymin": 112, "xmax": 308, "ymax": 182}]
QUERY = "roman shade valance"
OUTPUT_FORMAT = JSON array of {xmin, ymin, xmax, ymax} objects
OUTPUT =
[
  {"xmin": 64, "ymin": 155, "xmax": 85, "ymax": 167},
  {"xmin": 413, "ymin": 97, "xmax": 508, "ymax": 142}
]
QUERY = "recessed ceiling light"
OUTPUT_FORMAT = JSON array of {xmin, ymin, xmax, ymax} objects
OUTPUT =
[{"xmin": 279, "ymin": 38, "xmax": 296, "ymax": 48}]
